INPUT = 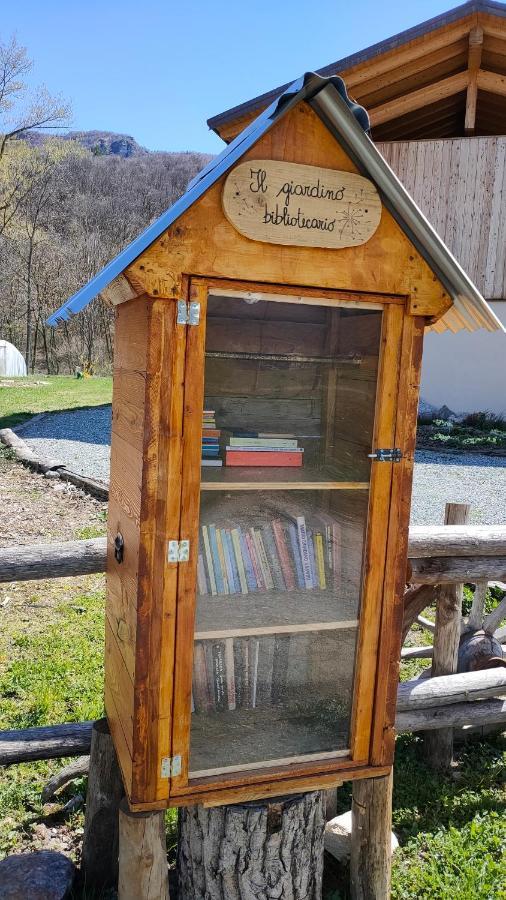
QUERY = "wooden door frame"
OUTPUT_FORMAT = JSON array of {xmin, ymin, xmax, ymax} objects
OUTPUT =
[{"xmin": 168, "ymin": 276, "xmax": 409, "ymax": 803}]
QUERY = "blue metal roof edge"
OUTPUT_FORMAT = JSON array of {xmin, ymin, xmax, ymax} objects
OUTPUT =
[{"xmin": 47, "ymin": 73, "xmax": 368, "ymax": 326}]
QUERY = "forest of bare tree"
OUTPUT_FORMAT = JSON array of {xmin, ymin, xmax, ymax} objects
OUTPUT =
[{"xmin": 0, "ymin": 35, "xmax": 211, "ymax": 373}]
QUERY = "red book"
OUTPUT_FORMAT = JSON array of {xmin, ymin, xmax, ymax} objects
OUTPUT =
[
  {"xmin": 272, "ymin": 520, "xmax": 296, "ymax": 590},
  {"xmin": 225, "ymin": 450, "xmax": 303, "ymax": 467}
]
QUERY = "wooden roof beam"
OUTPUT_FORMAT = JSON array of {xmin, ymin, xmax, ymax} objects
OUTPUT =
[
  {"xmin": 465, "ymin": 26, "xmax": 484, "ymax": 135},
  {"xmin": 477, "ymin": 68, "xmax": 506, "ymax": 96},
  {"xmin": 369, "ymin": 71, "xmax": 469, "ymax": 127}
]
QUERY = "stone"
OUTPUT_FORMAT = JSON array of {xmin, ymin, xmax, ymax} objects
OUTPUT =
[
  {"xmin": 324, "ymin": 811, "xmax": 399, "ymax": 862},
  {"xmin": 0, "ymin": 851, "xmax": 75, "ymax": 899}
]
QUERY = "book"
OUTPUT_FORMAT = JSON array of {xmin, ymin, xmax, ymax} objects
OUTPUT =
[
  {"xmin": 246, "ymin": 531, "xmax": 265, "ymax": 592},
  {"xmin": 255, "ymin": 636, "xmax": 275, "ymax": 707},
  {"xmin": 231, "ymin": 528, "xmax": 248, "ymax": 595},
  {"xmin": 296, "ymin": 517, "xmax": 313, "ymax": 590},
  {"xmin": 201, "ymin": 459, "xmax": 223, "ymax": 467},
  {"xmin": 315, "ymin": 532, "xmax": 327, "ymax": 590},
  {"xmin": 192, "ymin": 641, "xmax": 213, "ymax": 713},
  {"xmin": 272, "ymin": 519, "xmax": 296, "ymax": 591},
  {"xmin": 239, "ymin": 529, "xmax": 258, "ymax": 592},
  {"xmin": 271, "ymin": 634, "xmax": 290, "ymax": 705},
  {"xmin": 226, "ymin": 450, "xmax": 303, "ymax": 467},
  {"xmin": 209, "ymin": 525, "xmax": 227, "ymax": 594},
  {"xmin": 287, "ymin": 522, "xmax": 306, "ymax": 589},
  {"xmin": 225, "ymin": 637, "xmax": 236, "ymax": 710},
  {"xmin": 215, "ymin": 528, "xmax": 230, "ymax": 595},
  {"xmin": 197, "ymin": 553, "xmax": 208, "ymax": 595},
  {"xmin": 211, "ymin": 641, "xmax": 227, "ymax": 711},
  {"xmin": 201, "ymin": 526, "xmax": 217, "ymax": 596},
  {"xmin": 233, "ymin": 638, "xmax": 250, "ymax": 709},
  {"xmin": 249, "ymin": 637, "xmax": 260, "ymax": 708},
  {"xmin": 229, "ymin": 437, "xmax": 298, "ymax": 449},
  {"xmin": 261, "ymin": 525, "xmax": 286, "ymax": 591},
  {"xmin": 252, "ymin": 529, "xmax": 274, "ymax": 591}
]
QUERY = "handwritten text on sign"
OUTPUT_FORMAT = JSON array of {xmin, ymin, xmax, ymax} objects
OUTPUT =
[{"xmin": 222, "ymin": 160, "xmax": 382, "ymax": 249}]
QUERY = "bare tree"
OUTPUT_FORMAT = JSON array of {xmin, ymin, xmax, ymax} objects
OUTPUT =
[{"xmin": 0, "ymin": 35, "xmax": 70, "ymax": 158}]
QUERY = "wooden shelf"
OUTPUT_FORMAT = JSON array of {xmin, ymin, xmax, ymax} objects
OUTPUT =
[
  {"xmin": 189, "ymin": 704, "xmax": 351, "ymax": 777},
  {"xmin": 201, "ymin": 465, "xmax": 369, "ymax": 491},
  {"xmin": 194, "ymin": 589, "xmax": 359, "ymax": 639}
]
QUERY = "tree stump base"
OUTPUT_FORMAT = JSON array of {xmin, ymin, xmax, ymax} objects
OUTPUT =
[{"xmin": 178, "ymin": 791, "xmax": 325, "ymax": 899}]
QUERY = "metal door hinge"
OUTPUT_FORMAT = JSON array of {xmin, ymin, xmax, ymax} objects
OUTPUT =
[
  {"xmin": 160, "ymin": 754, "xmax": 182, "ymax": 779},
  {"xmin": 167, "ymin": 539, "xmax": 190, "ymax": 563},
  {"xmin": 177, "ymin": 299, "xmax": 200, "ymax": 325},
  {"xmin": 368, "ymin": 448, "xmax": 403, "ymax": 462}
]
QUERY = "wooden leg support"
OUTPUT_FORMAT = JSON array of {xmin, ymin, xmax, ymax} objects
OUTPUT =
[
  {"xmin": 350, "ymin": 770, "xmax": 393, "ymax": 900},
  {"xmin": 118, "ymin": 798, "xmax": 170, "ymax": 900},
  {"xmin": 424, "ymin": 502, "xmax": 470, "ymax": 770},
  {"xmin": 81, "ymin": 718, "xmax": 125, "ymax": 890},
  {"xmin": 178, "ymin": 791, "xmax": 325, "ymax": 899}
]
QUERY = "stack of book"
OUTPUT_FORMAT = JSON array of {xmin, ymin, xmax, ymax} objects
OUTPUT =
[
  {"xmin": 225, "ymin": 433, "xmax": 303, "ymax": 467},
  {"xmin": 197, "ymin": 514, "xmax": 341, "ymax": 597},
  {"xmin": 202, "ymin": 410, "xmax": 222, "ymax": 467},
  {"xmin": 192, "ymin": 631, "xmax": 343, "ymax": 714}
]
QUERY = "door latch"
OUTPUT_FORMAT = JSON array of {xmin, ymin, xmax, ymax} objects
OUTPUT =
[
  {"xmin": 160, "ymin": 755, "xmax": 182, "ymax": 778},
  {"xmin": 368, "ymin": 448, "xmax": 403, "ymax": 462}
]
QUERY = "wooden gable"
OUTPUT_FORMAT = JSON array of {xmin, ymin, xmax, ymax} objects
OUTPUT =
[{"xmin": 125, "ymin": 102, "xmax": 450, "ymax": 321}]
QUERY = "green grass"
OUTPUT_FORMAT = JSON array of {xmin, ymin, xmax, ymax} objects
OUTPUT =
[
  {"xmin": 0, "ymin": 375, "xmax": 112, "ymax": 429},
  {"xmin": 0, "ymin": 584, "xmax": 105, "ymax": 858},
  {"xmin": 325, "ymin": 734, "xmax": 506, "ymax": 900}
]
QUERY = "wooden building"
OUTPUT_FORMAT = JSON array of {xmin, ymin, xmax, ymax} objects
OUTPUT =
[
  {"xmin": 208, "ymin": 0, "xmax": 506, "ymax": 414},
  {"xmin": 48, "ymin": 73, "xmax": 501, "ymax": 810}
]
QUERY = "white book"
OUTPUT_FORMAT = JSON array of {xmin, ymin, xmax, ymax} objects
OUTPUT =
[{"xmin": 229, "ymin": 437, "xmax": 298, "ymax": 448}]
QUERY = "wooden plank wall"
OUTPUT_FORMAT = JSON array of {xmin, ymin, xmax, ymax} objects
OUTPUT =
[
  {"xmin": 106, "ymin": 297, "xmax": 150, "ymax": 792},
  {"xmin": 378, "ymin": 136, "xmax": 506, "ymax": 300}
]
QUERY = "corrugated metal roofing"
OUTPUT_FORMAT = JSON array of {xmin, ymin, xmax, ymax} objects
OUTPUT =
[
  {"xmin": 47, "ymin": 72, "xmax": 503, "ymax": 334},
  {"xmin": 207, "ymin": 1, "xmax": 506, "ymax": 135}
]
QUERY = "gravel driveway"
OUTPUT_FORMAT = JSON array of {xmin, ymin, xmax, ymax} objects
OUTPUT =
[{"xmin": 19, "ymin": 407, "xmax": 506, "ymax": 525}]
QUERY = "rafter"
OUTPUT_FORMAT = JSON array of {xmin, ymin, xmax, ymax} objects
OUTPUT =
[
  {"xmin": 369, "ymin": 71, "xmax": 469, "ymax": 127},
  {"xmin": 465, "ymin": 26, "xmax": 484, "ymax": 135},
  {"xmin": 477, "ymin": 68, "xmax": 506, "ymax": 97}
]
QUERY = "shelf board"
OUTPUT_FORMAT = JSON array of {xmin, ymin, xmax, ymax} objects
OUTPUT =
[
  {"xmin": 201, "ymin": 465, "xmax": 369, "ymax": 491},
  {"xmin": 195, "ymin": 589, "xmax": 360, "ymax": 638},
  {"xmin": 189, "ymin": 704, "xmax": 351, "ymax": 777}
]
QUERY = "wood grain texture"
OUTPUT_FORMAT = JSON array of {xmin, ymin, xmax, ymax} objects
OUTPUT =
[
  {"xmin": 170, "ymin": 281, "xmax": 208, "ymax": 795},
  {"xmin": 370, "ymin": 315, "xmax": 425, "ymax": 766},
  {"xmin": 132, "ymin": 295, "xmax": 187, "ymax": 804},
  {"xmin": 350, "ymin": 770, "xmax": 393, "ymax": 900},
  {"xmin": 126, "ymin": 104, "xmax": 448, "ymax": 316},
  {"xmin": 350, "ymin": 304, "xmax": 404, "ymax": 762},
  {"xmin": 222, "ymin": 160, "xmax": 381, "ymax": 248},
  {"xmin": 379, "ymin": 135, "xmax": 506, "ymax": 299}
]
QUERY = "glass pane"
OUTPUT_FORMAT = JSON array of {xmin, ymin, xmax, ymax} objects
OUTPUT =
[{"xmin": 189, "ymin": 292, "xmax": 382, "ymax": 777}]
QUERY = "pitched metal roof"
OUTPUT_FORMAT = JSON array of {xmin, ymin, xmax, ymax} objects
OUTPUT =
[
  {"xmin": 207, "ymin": 1, "xmax": 506, "ymax": 135},
  {"xmin": 47, "ymin": 72, "xmax": 503, "ymax": 333}
]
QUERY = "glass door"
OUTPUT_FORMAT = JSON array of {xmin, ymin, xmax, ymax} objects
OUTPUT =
[{"xmin": 171, "ymin": 280, "xmax": 401, "ymax": 790}]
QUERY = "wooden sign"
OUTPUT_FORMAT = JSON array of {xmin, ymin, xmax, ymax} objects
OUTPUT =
[{"xmin": 222, "ymin": 160, "xmax": 382, "ymax": 249}]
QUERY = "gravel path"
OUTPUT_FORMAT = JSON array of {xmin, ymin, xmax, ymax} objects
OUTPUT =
[{"xmin": 19, "ymin": 407, "xmax": 506, "ymax": 525}]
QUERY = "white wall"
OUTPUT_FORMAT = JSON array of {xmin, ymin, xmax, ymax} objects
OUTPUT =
[{"xmin": 420, "ymin": 302, "xmax": 506, "ymax": 415}]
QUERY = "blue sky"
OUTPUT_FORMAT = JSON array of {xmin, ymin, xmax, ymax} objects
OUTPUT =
[{"xmin": 4, "ymin": 1, "xmax": 457, "ymax": 153}]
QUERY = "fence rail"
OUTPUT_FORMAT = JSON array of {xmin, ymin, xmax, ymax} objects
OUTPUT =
[
  {"xmin": 0, "ymin": 522, "xmax": 504, "ymax": 766},
  {"xmin": 2, "ymin": 526, "xmax": 506, "ymax": 585}
]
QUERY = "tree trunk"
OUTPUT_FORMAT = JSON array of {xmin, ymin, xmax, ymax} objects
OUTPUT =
[
  {"xmin": 81, "ymin": 718, "xmax": 125, "ymax": 890},
  {"xmin": 350, "ymin": 771, "xmax": 393, "ymax": 900},
  {"xmin": 178, "ymin": 791, "xmax": 325, "ymax": 899},
  {"xmin": 424, "ymin": 502, "xmax": 470, "ymax": 769},
  {"xmin": 118, "ymin": 798, "xmax": 169, "ymax": 900}
]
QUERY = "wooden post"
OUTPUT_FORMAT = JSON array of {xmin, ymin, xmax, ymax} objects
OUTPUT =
[
  {"xmin": 118, "ymin": 798, "xmax": 169, "ymax": 900},
  {"xmin": 424, "ymin": 502, "xmax": 470, "ymax": 769},
  {"xmin": 177, "ymin": 792, "xmax": 325, "ymax": 899},
  {"xmin": 81, "ymin": 719, "xmax": 125, "ymax": 889},
  {"xmin": 350, "ymin": 769, "xmax": 393, "ymax": 900}
]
